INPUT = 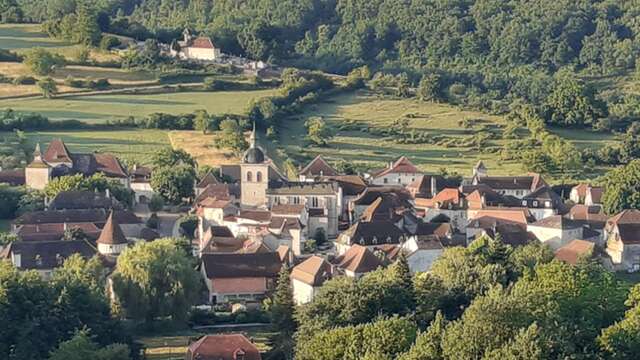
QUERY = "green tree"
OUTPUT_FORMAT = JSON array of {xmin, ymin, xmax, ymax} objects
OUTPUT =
[
  {"xmin": 149, "ymin": 165, "xmax": 196, "ymax": 204},
  {"xmin": 543, "ymin": 73, "xmax": 606, "ymax": 127},
  {"xmin": 214, "ymin": 119, "xmax": 249, "ymax": 154},
  {"xmin": 601, "ymin": 160, "xmax": 640, "ymax": 214},
  {"xmin": 417, "ymin": 73, "xmax": 441, "ymax": 102},
  {"xmin": 396, "ymin": 73, "xmax": 411, "ymax": 98},
  {"xmin": 74, "ymin": 2, "xmax": 101, "ymax": 46},
  {"xmin": 37, "ymin": 77, "xmax": 58, "ymax": 99},
  {"xmin": 111, "ymin": 238, "xmax": 201, "ymax": 324},
  {"xmin": 398, "ymin": 311, "xmax": 446, "ymax": 360},
  {"xmin": 296, "ymin": 316, "xmax": 417, "ymax": 360},
  {"xmin": 0, "ymin": 232, "xmax": 19, "ymax": 246},
  {"xmin": 193, "ymin": 109, "xmax": 210, "ymax": 134},
  {"xmin": 150, "ymin": 148, "xmax": 196, "ymax": 169},
  {"xmin": 17, "ymin": 189, "xmax": 45, "ymax": 215},
  {"xmin": 23, "ymin": 48, "xmax": 64, "ymax": 75},
  {"xmin": 305, "ymin": 116, "xmax": 332, "ymax": 146},
  {"xmin": 49, "ymin": 330, "xmax": 130, "ymax": 360},
  {"xmin": 148, "ymin": 194, "xmax": 164, "ymax": 213},
  {"xmin": 483, "ymin": 323, "xmax": 545, "ymax": 360},
  {"xmin": 598, "ymin": 284, "xmax": 640, "ymax": 359},
  {"xmin": 269, "ymin": 266, "xmax": 296, "ymax": 359}
]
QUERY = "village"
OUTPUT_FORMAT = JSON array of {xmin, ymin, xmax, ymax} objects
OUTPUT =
[
  {"xmin": 1, "ymin": 123, "xmax": 638, "ymax": 359},
  {"xmin": 1, "ymin": 2, "xmax": 640, "ymax": 357}
]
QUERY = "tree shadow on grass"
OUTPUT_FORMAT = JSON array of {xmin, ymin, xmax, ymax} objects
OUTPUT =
[{"xmin": 65, "ymin": 96, "xmax": 194, "ymax": 106}]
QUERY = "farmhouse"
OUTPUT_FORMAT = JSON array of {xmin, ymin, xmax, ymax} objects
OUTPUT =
[
  {"xmin": 24, "ymin": 139, "xmax": 128, "ymax": 190},
  {"xmin": 604, "ymin": 210, "xmax": 640, "ymax": 272},
  {"xmin": 170, "ymin": 29, "xmax": 221, "ymax": 61}
]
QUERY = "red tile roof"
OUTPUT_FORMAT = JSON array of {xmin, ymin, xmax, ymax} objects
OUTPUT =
[
  {"xmin": 372, "ymin": 156, "xmax": 419, "ymax": 178},
  {"xmin": 187, "ymin": 334, "xmax": 261, "ymax": 360},
  {"xmin": 190, "ymin": 37, "xmax": 214, "ymax": 49},
  {"xmin": 555, "ymin": 239, "xmax": 594, "ymax": 265},
  {"xmin": 43, "ymin": 138, "xmax": 72, "ymax": 164},
  {"xmin": 96, "ymin": 211, "xmax": 128, "ymax": 245},
  {"xmin": 291, "ymin": 256, "xmax": 332, "ymax": 286},
  {"xmin": 299, "ymin": 155, "xmax": 338, "ymax": 177},
  {"xmin": 336, "ymin": 244, "xmax": 383, "ymax": 274}
]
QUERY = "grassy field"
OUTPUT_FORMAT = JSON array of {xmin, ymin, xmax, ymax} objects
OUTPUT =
[
  {"xmin": 0, "ymin": 129, "xmax": 170, "ymax": 166},
  {"xmin": 274, "ymin": 91, "xmax": 616, "ymax": 177},
  {"xmin": 0, "ymin": 89, "xmax": 277, "ymax": 123},
  {"xmin": 0, "ymin": 23, "xmax": 119, "ymax": 61}
]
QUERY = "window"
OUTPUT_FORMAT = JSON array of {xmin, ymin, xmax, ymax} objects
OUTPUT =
[
  {"xmin": 256, "ymin": 171, "xmax": 262, "ymax": 182},
  {"xmin": 521, "ymin": 200, "xmax": 527, "ymax": 206},
  {"xmin": 383, "ymin": 178, "xmax": 388, "ymax": 184},
  {"xmin": 246, "ymin": 171, "xmax": 253, "ymax": 182},
  {"xmin": 533, "ymin": 201, "xmax": 538, "ymax": 207},
  {"xmin": 372, "ymin": 237, "xmax": 377, "ymax": 244},
  {"xmin": 397, "ymin": 178, "xmax": 401, "ymax": 184},
  {"xmin": 293, "ymin": 197, "xmax": 300, "ymax": 204},
  {"xmin": 545, "ymin": 201, "xmax": 551, "ymax": 208},
  {"xmin": 311, "ymin": 197, "xmax": 319, "ymax": 207}
]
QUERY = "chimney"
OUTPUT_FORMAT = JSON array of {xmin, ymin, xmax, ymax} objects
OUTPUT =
[
  {"xmin": 63, "ymin": 222, "xmax": 68, "ymax": 231},
  {"xmin": 430, "ymin": 176, "xmax": 436, "ymax": 198},
  {"xmin": 389, "ymin": 161, "xmax": 393, "ymax": 169},
  {"xmin": 11, "ymin": 252, "xmax": 21, "ymax": 268},
  {"xmin": 105, "ymin": 188, "xmax": 111, "ymax": 198},
  {"xmin": 133, "ymin": 164, "xmax": 138, "ymax": 171}
]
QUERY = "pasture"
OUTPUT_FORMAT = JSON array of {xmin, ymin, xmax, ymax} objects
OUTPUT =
[
  {"xmin": 4, "ymin": 129, "xmax": 171, "ymax": 166},
  {"xmin": 0, "ymin": 89, "xmax": 277, "ymax": 123},
  {"xmin": 274, "ymin": 91, "xmax": 616, "ymax": 177}
]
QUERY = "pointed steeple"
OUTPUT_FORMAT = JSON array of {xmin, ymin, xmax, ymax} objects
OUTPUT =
[
  {"xmin": 97, "ymin": 211, "xmax": 128, "ymax": 248},
  {"xmin": 27, "ymin": 143, "xmax": 48, "ymax": 168},
  {"xmin": 249, "ymin": 122, "xmax": 257, "ymax": 148}
]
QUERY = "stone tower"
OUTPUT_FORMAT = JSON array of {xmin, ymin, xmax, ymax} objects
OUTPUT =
[
  {"xmin": 473, "ymin": 160, "xmax": 488, "ymax": 178},
  {"xmin": 240, "ymin": 124, "xmax": 269, "ymax": 208},
  {"xmin": 96, "ymin": 211, "xmax": 128, "ymax": 256},
  {"xmin": 25, "ymin": 143, "xmax": 51, "ymax": 190}
]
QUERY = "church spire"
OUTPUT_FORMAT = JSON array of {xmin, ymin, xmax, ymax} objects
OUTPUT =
[{"xmin": 249, "ymin": 122, "xmax": 257, "ymax": 148}]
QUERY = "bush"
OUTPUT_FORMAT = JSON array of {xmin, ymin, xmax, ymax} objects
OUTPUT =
[
  {"xmin": 188, "ymin": 308, "xmax": 217, "ymax": 326},
  {"xmin": 13, "ymin": 75, "xmax": 36, "ymax": 85},
  {"xmin": 100, "ymin": 35, "xmax": 121, "ymax": 50},
  {"xmin": 146, "ymin": 213, "xmax": 159, "ymax": 229},
  {"xmin": 148, "ymin": 194, "xmax": 164, "ymax": 212}
]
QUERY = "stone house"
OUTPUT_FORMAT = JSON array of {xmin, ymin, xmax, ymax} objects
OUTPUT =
[
  {"xmin": 171, "ymin": 29, "xmax": 221, "ymax": 61},
  {"xmin": 605, "ymin": 210, "xmax": 640, "ymax": 272},
  {"xmin": 527, "ymin": 215, "xmax": 584, "ymax": 250},
  {"xmin": 369, "ymin": 156, "xmax": 422, "ymax": 186},
  {"xmin": 290, "ymin": 255, "xmax": 332, "ymax": 305},
  {"xmin": 199, "ymin": 252, "xmax": 282, "ymax": 304}
]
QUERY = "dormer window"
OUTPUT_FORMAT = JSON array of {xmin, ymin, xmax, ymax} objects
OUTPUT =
[
  {"xmin": 359, "ymin": 238, "xmax": 364, "ymax": 245},
  {"xmin": 35, "ymin": 254, "xmax": 42, "ymax": 266},
  {"xmin": 522, "ymin": 200, "xmax": 527, "ymax": 206},
  {"xmin": 372, "ymin": 237, "xmax": 377, "ymax": 244},
  {"xmin": 533, "ymin": 201, "xmax": 538, "ymax": 207},
  {"xmin": 545, "ymin": 201, "xmax": 551, "ymax": 208}
]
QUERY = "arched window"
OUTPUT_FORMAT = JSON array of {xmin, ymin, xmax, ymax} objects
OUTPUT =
[
  {"xmin": 256, "ymin": 171, "xmax": 262, "ymax": 182},
  {"xmin": 246, "ymin": 171, "xmax": 253, "ymax": 182}
]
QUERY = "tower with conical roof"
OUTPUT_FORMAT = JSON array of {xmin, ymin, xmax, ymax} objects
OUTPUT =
[
  {"xmin": 25, "ymin": 143, "xmax": 51, "ymax": 190},
  {"xmin": 473, "ymin": 160, "xmax": 488, "ymax": 178},
  {"xmin": 96, "ymin": 211, "xmax": 128, "ymax": 256},
  {"xmin": 240, "ymin": 123, "xmax": 269, "ymax": 207}
]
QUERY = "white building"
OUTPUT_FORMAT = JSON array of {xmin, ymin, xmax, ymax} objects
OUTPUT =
[{"xmin": 290, "ymin": 256, "xmax": 332, "ymax": 305}]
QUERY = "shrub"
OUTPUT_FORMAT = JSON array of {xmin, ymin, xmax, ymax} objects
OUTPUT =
[
  {"xmin": 146, "ymin": 213, "xmax": 159, "ymax": 229},
  {"xmin": 148, "ymin": 194, "xmax": 165, "ymax": 212},
  {"xmin": 100, "ymin": 35, "xmax": 121, "ymax": 50},
  {"xmin": 13, "ymin": 75, "xmax": 36, "ymax": 85}
]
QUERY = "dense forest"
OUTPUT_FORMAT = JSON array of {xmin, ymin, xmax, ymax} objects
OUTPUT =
[
  {"xmin": 6, "ymin": 1, "xmax": 639, "ymax": 75},
  {"xmin": 3, "ymin": 1, "xmax": 638, "ymax": 124}
]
